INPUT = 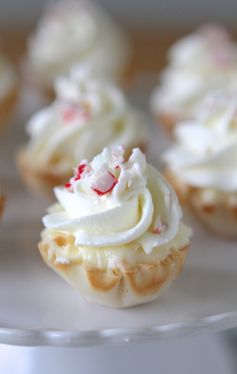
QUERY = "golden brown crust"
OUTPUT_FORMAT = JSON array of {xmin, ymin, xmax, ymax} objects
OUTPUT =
[
  {"xmin": 0, "ymin": 86, "xmax": 18, "ymax": 130},
  {"xmin": 16, "ymin": 148, "xmax": 72, "ymax": 197},
  {"xmin": 165, "ymin": 169, "xmax": 237, "ymax": 237},
  {"xmin": 85, "ymin": 267, "xmax": 121, "ymax": 292},
  {"xmin": 189, "ymin": 190, "xmax": 237, "ymax": 238},
  {"xmin": 38, "ymin": 234, "xmax": 189, "ymax": 308}
]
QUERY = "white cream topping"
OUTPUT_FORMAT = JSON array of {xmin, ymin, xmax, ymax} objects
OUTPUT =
[
  {"xmin": 26, "ymin": 68, "xmax": 147, "ymax": 171},
  {"xmin": 0, "ymin": 56, "xmax": 16, "ymax": 100},
  {"xmin": 41, "ymin": 223, "xmax": 191, "ymax": 269},
  {"xmin": 27, "ymin": 0, "xmax": 130, "ymax": 84},
  {"xmin": 164, "ymin": 90, "xmax": 237, "ymax": 191},
  {"xmin": 43, "ymin": 147, "xmax": 185, "ymax": 255},
  {"xmin": 151, "ymin": 24, "xmax": 237, "ymax": 117}
]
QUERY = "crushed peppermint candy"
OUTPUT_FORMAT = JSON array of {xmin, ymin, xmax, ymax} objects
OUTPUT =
[
  {"xmin": 64, "ymin": 146, "xmax": 132, "ymax": 196},
  {"xmin": 64, "ymin": 162, "xmax": 89, "ymax": 189},
  {"xmin": 61, "ymin": 103, "xmax": 90, "ymax": 124},
  {"xmin": 152, "ymin": 220, "xmax": 168, "ymax": 235},
  {"xmin": 91, "ymin": 170, "xmax": 118, "ymax": 196},
  {"xmin": 75, "ymin": 163, "xmax": 88, "ymax": 181}
]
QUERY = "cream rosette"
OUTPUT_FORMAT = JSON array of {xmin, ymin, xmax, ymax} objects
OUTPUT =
[
  {"xmin": 39, "ymin": 147, "xmax": 191, "ymax": 308},
  {"xmin": 164, "ymin": 90, "xmax": 237, "ymax": 236},
  {"xmin": 151, "ymin": 24, "xmax": 237, "ymax": 128},
  {"xmin": 17, "ymin": 67, "xmax": 147, "ymax": 195},
  {"xmin": 26, "ymin": 0, "xmax": 130, "ymax": 89}
]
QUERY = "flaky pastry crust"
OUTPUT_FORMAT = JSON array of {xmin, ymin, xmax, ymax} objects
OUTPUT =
[
  {"xmin": 38, "ymin": 233, "xmax": 189, "ymax": 308},
  {"xmin": 165, "ymin": 169, "xmax": 237, "ymax": 237}
]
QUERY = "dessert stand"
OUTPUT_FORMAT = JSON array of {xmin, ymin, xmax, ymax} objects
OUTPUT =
[{"xmin": 0, "ymin": 87, "xmax": 237, "ymax": 349}]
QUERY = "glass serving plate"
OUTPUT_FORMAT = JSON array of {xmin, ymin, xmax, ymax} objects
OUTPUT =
[{"xmin": 0, "ymin": 88, "xmax": 237, "ymax": 347}]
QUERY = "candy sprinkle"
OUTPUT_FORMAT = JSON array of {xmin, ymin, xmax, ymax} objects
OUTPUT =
[{"xmin": 92, "ymin": 170, "xmax": 118, "ymax": 196}]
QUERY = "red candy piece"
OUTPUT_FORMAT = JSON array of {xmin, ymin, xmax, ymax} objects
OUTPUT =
[
  {"xmin": 63, "ymin": 106, "xmax": 78, "ymax": 123},
  {"xmin": 62, "ymin": 104, "xmax": 90, "ymax": 124},
  {"xmin": 152, "ymin": 223, "xmax": 168, "ymax": 235},
  {"xmin": 75, "ymin": 163, "xmax": 87, "ymax": 181},
  {"xmin": 92, "ymin": 170, "xmax": 118, "ymax": 196},
  {"xmin": 64, "ymin": 163, "xmax": 88, "ymax": 189}
]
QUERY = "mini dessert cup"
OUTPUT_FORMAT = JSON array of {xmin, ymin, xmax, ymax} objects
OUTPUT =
[
  {"xmin": 151, "ymin": 24, "xmax": 237, "ymax": 133},
  {"xmin": 163, "ymin": 89, "xmax": 237, "ymax": 237},
  {"xmin": 24, "ymin": 0, "xmax": 131, "ymax": 97},
  {"xmin": 17, "ymin": 68, "xmax": 147, "ymax": 197},
  {"xmin": 38, "ymin": 146, "xmax": 192, "ymax": 308}
]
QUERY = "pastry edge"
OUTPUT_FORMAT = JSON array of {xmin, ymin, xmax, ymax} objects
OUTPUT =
[
  {"xmin": 165, "ymin": 169, "xmax": 237, "ymax": 237},
  {"xmin": 38, "ymin": 237, "xmax": 189, "ymax": 308}
]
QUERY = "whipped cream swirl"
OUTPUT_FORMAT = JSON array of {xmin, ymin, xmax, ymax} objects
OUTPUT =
[
  {"xmin": 164, "ymin": 90, "xmax": 237, "ymax": 191},
  {"xmin": 27, "ymin": 0, "xmax": 130, "ymax": 84},
  {"xmin": 43, "ymin": 146, "xmax": 183, "ymax": 254},
  {"xmin": 151, "ymin": 24, "xmax": 237, "ymax": 117},
  {"xmin": 26, "ymin": 67, "xmax": 147, "ymax": 172}
]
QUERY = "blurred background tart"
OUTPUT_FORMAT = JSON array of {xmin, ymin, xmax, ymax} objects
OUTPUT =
[
  {"xmin": 163, "ymin": 89, "xmax": 237, "ymax": 237},
  {"xmin": 151, "ymin": 24, "xmax": 237, "ymax": 133},
  {"xmin": 17, "ymin": 67, "xmax": 148, "ymax": 196},
  {"xmin": 23, "ymin": 0, "xmax": 131, "ymax": 98}
]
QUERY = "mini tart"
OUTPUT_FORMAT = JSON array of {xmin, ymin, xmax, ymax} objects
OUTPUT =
[
  {"xmin": 39, "ymin": 229, "xmax": 189, "ymax": 308},
  {"xmin": 38, "ymin": 146, "xmax": 191, "ymax": 308},
  {"xmin": 165, "ymin": 170, "xmax": 237, "ymax": 237},
  {"xmin": 17, "ymin": 70, "xmax": 147, "ymax": 197},
  {"xmin": 151, "ymin": 24, "xmax": 237, "ymax": 134},
  {"xmin": 25, "ymin": 1, "xmax": 131, "ymax": 96}
]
